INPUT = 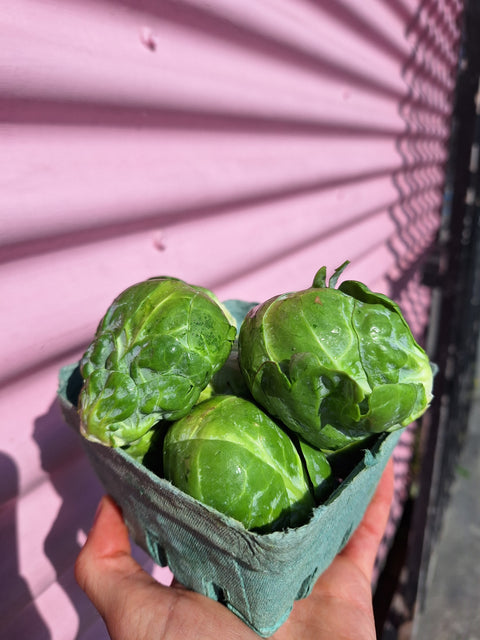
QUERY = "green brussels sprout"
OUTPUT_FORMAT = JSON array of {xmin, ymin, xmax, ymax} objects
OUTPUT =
[
  {"xmin": 163, "ymin": 395, "xmax": 315, "ymax": 532},
  {"xmin": 121, "ymin": 422, "xmax": 166, "ymax": 477},
  {"xmin": 199, "ymin": 300, "xmax": 259, "ymax": 400},
  {"xmin": 238, "ymin": 262, "xmax": 434, "ymax": 451},
  {"xmin": 297, "ymin": 438, "xmax": 337, "ymax": 502},
  {"xmin": 208, "ymin": 341, "xmax": 252, "ymax": 399},
  {"xmin": 326, "ymin": 434, "xmax": 379, "ymax": 480},
  {"xmin": 79, "ymin": 277, "xmax": 237, "ymax": 446}
]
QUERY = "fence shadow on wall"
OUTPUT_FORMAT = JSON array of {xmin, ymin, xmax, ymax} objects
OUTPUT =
[
  {"xmin": 375, "ymin": 0, "xmax": 466, "ymax": 636},
  {"xmin": 386, "ymin": 0, "xmax": 459, "ymax": 315},
  {"xmin": 2, "ymin": 0, "xmax": 444, "ymax": 282}
]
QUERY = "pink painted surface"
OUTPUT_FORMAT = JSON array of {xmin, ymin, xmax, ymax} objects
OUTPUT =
[{"xmin": 0, "ymin": 0, "xmax": 463, "ymax": 637}]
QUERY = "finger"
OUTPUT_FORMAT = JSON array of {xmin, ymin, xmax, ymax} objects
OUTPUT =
[
  {"xmin": 75, "ymin": 495, "xmax": 151, "ymax": 585},
  {"xmin": 76, "ymin": 496, "xmax": 260, "ymax": 640},
  {"xmin": 340, "ymin": 457, "xmax": 395, "ymax": 580},
  {"xmin": 75, "ymin": 496, "xmax": 168, "ymax": 638}
]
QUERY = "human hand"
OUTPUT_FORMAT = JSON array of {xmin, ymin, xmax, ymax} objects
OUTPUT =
[{"xmin": 75, "ymin": 458, "xmax": 394, "ymax": 640}]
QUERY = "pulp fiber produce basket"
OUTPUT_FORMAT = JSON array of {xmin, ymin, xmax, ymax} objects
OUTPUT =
[{"xmin": 58, "ymin": 358, "xmax": 400, "ymax": 638}]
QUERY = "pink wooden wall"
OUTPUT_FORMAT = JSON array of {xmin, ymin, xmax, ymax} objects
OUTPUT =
[{"xmin": 0, "ymin": 1, "xmax": 463, "ymax": 638}]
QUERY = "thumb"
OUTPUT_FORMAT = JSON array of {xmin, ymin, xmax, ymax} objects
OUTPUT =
[
  {"xmin": 75, "ymin": 496, "xmax": 172, "ymax": 640},
  {"xmin": 76, "ymin": 496, "xmax": 261, "ymax": 640}
]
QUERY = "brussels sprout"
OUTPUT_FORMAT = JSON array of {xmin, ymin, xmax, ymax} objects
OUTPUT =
[
  {"xmin": 326, "ymin": 434, "xmax": 379, "ymax": 480},
  {"xmin": 238, "ymin": 263, "xmax": 434, "ymax": 451},
  {"xmin": 200, "ymin": 300, "xmax": 259, "ymax": 400},
  {"xmin": 121, "ymin": 422, "xmax": 166, "ymax": 477},
  {"xmin": 79, "ymin": 277, "xmax": 237, "ymax": 446},
  {"xmin": 163, "ymin": 395, "xmax": 315, "ymax": 532},
  {"xmin": 208, "ymin": 342, "xmax": 252, "ymax": 399},
  {"xmin": 296, "ymin": 438, "xmax": 337, "ymax": 502}
]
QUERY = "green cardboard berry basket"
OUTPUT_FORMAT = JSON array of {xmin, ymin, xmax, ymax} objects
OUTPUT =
[{"xmin": 58, "ymin": 359, "xmax": 400, "ymax": 637}]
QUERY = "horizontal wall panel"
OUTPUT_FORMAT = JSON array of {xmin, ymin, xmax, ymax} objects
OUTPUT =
[{"xmin": 0, "ymin": 0, "xmax": 463, "ymax": 637}]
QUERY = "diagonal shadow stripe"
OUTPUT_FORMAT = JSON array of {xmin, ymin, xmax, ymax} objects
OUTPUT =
[
  {"xmin": 71, "ymin": 0, "xmax": 411, "ymax": 101},
  {"xmin": 0, "ymin": 94, "xmax": 432, "ymax": 135},
  {"xmin": 0, "ymin": 163, "xmax": 445, "ymax": 265}
]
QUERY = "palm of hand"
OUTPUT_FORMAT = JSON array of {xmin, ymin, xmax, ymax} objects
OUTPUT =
[{"xmin": 76, "ymin": 459, "xmax": 393, "ymax": 640}]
